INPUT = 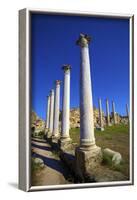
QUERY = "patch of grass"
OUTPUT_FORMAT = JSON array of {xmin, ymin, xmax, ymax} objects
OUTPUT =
[
  {"xmin": 70, "ymin": 127, "xmax": 80, "ymax": 145},
  {"xmin": 95, "ymin": 124, "xmax": 129, "ymax": 135},
  {"xmin": 102, "ymin": 153, "xmax": 127, "ymax": 175},
  {"xmin": 104, "ymin": 134, "xmax": 113, "ymax": 140},
  {"xmin": 70, "ymin": 124, "xmax": 129, "ymax": 145},
  {"xmin": 112, "ymin": 160, "xmax": 128, "ymax": 175},
  {"xmin": 69, "ymin": 124, "xmax": 129, "ymax": 177},
  {"xmin": 102, "ymin": 153, "xmax": 113, "ymax": 166},
  {"xmin": 70, "ymin": 124, "xmax": 129, "ymax": 144}
]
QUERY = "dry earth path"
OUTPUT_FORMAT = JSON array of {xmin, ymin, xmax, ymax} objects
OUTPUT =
[{"xmin": 31, "ymin": 138, "xmax": 73, "ymax": 186}]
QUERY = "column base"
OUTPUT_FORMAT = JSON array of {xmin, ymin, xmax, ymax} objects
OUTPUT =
[
  {"xmin": 46, "ymin": 130, "xmax": 52, "ymax": 139},
  {"xmin": 51, "ymin": 134, "xmax": 60, "ymax": 143},
  {"xmin": 58, "ymin": 136, "xmax": 72, "ymax": 150},
  {"xmin": 51, "ymin": 135, "xmax": 60, "ymax": 150},
  {"xmin": 75, "ymin": 145, "xmax": 103, "ymax": 182},
  {"xmin": 44, "ymin": 128, "xmax": 49, "ymax": 135}
]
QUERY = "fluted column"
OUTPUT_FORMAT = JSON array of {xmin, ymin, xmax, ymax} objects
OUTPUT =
[
  {"xmin": 98, "ymin": 98, "xmax": 104, "ymax": 131},
  {"xmin": 76, "ymin": 33, "xmax": 96, "ymax": 148},
  {"xmin": 49, "ymin": 89, "xmax": 54, "ymax": 134},
  {"xmin": 106, "ymin": 99, "xmax": 111, "ymax": 126},
  {"xmin": 75, "ymin": 34, "xmax": 102, "ymax": 179},
  {"xmin": 53, "ymin": 80, "xmax": 61, "ymax": 137},
  {"xmin": 46, "ymin": 95, "xmax": 50, "ymax": 129},
  {"xmin": 112, "ymin": 101, "xmax": 116, "ymax": 125},
  {"xmin": 60, "ymin": 64, "xmax": 71, "ymax": 141}
]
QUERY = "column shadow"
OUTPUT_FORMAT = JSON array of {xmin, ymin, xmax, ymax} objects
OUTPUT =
[
  {"xmin": 32, "ymin": 138, "xmax": 47, "ymax": 144},
  {"xmin": 31, "ymin": 143, "xmax": 52, "ymax": 152},
  {"xmin": 32, "ymin": 152, "xmax": 73, "ymax": 181}
]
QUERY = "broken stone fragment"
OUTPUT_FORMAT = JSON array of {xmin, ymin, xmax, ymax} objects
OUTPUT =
[
  {"xmin": 33, "ymin": 157, "xmax": 45, "ymax": 168},
  {"xmin": 103, "ymin": 148, "xmax": 122, "ymax": 166}
]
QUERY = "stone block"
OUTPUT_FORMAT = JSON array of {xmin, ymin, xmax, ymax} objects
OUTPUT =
[
  {"xmin": 51, "ymin": 136, "xmax": 60, "ymax": 150},
  {"xmin": 75, "ymin": 145, "xmax": 103, "ymax": 181},
  {"xmin": 103, "ymin": 148, "xmax": 122, "ymax": 166},
  {"xmin": 97, "ymin": 127, "xmax": 104, "ymax": 131},
  {"xmin": 58, "ymin": 137, "xmax": 72, "ymax": 151}
]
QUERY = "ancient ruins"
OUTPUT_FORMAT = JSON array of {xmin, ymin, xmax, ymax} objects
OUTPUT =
[{"xmin": 31, "ymin": 34, "xmax": 129, "ymax": 184}]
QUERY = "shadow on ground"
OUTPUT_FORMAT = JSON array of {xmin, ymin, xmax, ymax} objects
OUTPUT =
[
  {"xmin": 32, "ymin": 142, "xmax": 52, "ymax": 152},
  {"xmin": 32, "ymin": 151, "xmax": 74, "ymax": 182}
]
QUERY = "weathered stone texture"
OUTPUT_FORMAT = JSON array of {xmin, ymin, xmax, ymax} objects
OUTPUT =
[{"xmin": 75, "ymin": 146, "xmax": 103, "ymax": 181}]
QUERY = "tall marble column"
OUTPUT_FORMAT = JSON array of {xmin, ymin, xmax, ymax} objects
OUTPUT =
[
  {"xmin": 76, "ymin": 34, "xmax": 95, "ymax": 148},
  {"xmin": 98, "ymin": 98, "xmax": 104, "ymax": 131},
  {"xmin": 75, "ymin": 34, "xmax": 102, "ymax": 180},
  {"xmin": 112, "ymin": 101, "xmax": 117, "ymax": 125},
  {"xmin": 49, "ymin": 89, "xmax": 54, "ymax": 135},
  {"xmin": 52, "ymin": 80, "xmax": 61, "ymax": 137},
  {"xmin": 60, "ymin": 64, "xmax": 71, "ymax": 145},
  {"xmin": 46, "ymin": 95, "xmax": 50, "ymax": 129},
  {"xmin": 106, "ymin": 99, "xmax": 111, "ymax": 126}
]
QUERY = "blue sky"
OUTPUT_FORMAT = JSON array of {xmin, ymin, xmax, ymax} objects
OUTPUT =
[{"xmin": 31, "ymin": 13, "xmax": 129, "ymax": 120}]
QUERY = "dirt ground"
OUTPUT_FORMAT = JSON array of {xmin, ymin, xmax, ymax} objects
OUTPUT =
[
  {"xmin": 31, "ymin": 125, "xmax": 130, "ymax": 186},
  {"xmin": 31, "ymin": 138, "xmax": 73, "ymax": 186}
]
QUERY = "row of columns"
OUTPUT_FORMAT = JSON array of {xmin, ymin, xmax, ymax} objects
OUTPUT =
[
  {"xmin": 45, "ymin": 33, "xmax": 96, "ymax": 149},
  {"xmin": 44, "ymin": 33, "xmax": 129, "ymax": 178},
  {"xmin": 45, "ymin": 65, "xmax": 71, "ymax": 145},
  {"xmin": 45, "ymin": 33, "xmax": 129, "ymax": 150},
  {"xmin": 98, "ymin": 98, "xmax": 129, "ymax": 131}
]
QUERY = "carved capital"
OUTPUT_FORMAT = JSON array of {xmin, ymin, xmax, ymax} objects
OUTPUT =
[
  {"xmin": 50, "ymin": 89, "xmax": 54, "ymax": 95},
  {"xmin": 55, "ymin": 80, "xmax": 61, "ymax": 85},
  {"xmin": 76, "ymin": 33, "xmax": 91, "ymax": 47},
  {"xmin": 62, "ymin": 64, "xmax": 71, "ymax": 73}
]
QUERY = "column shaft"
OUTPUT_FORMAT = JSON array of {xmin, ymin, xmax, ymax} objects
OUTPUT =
[
  {"xmin": 46, "ymin": 96, "xmax": 50, "ymax": 129},
  {"xmin": 98, "ymin": 98, "xmax": 103, "ymax": 128},
  {"xmin": 75, "ymin": 34, "xmax": 102, "ymax": 180},
  {"xmin": 112, "ymin": 101, "xmax": 116, "ymax": 125},
  {"xmin": 53, "ymin": 81, "xmax": 61, "ymax": 136},
  {"xmin": 80, "ymin": 42, "xmax": 95, "ymax": 147},
  {"xmin": 106, "ymin": 99, "xmax": 110, "ymax": 126},
  {"xmin": 61, "ymin": 66, "xmax": 71, "ymax": 139},
  {"xmin": 49, "ymin": 90, "xmax": 54, "ymax": 133}
]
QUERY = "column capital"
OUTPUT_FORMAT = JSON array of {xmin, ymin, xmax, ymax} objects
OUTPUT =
[
  {"xmin": 62, "ymin": 64, "xmax": 71, "ymax": 72},
  {"xmin": 50, "ymin": 89, "xmax": 54, "ymax": 95},
  {"xmin": 55, "ymin": 80, "xmax": 61, "ymax": 85},
  {"xmin": 76, "ymin": 33, "xmax": 91, "ymax": 47}
]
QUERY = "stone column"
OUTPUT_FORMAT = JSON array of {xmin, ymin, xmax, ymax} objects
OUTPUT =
[
  {"xmin": 59, "ymin": 65, "xmax": 71, "ymax": 148},
  {"xmin": 46, "ymin": 95, "xmax": 50, "ymax": 129},
  {"xmin": 106, "ymin": 99, "xmax": 111, "ymax": 126},
  {"xmin": 126, "ymin": 104, "xmax": 129, "ymax": 122},
  {"xmin": 48, "ymin": 89, "xmax": 54, "ymax": 137},
  {"xmin": 52, "ymin": 80, "xmax": 61, "ymax": 138},
  {"xmin": 75, "ymin": 34, "xmax": 102, "ymax": 180},
  {"xmin": 98, "ymin": 98, "xmax": 104, "ymax": 131},
  {"xmin": 112, "ymin": 101, "xmax": 117, "ymax": 125}
]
